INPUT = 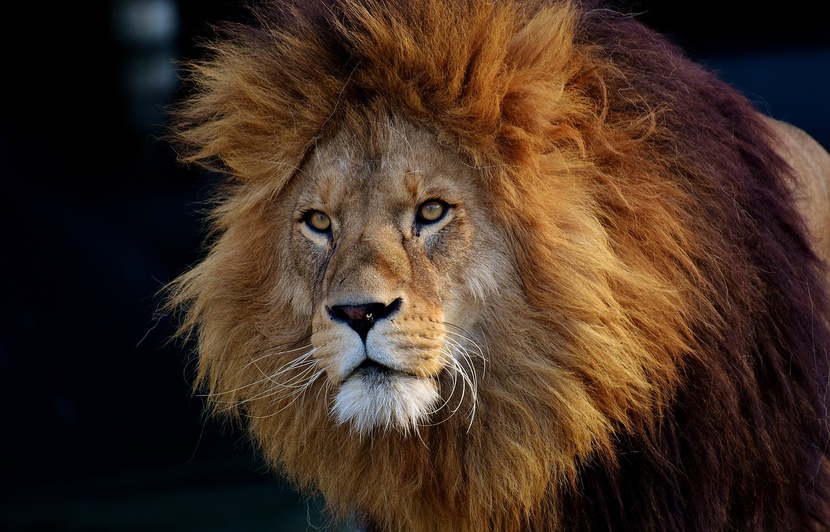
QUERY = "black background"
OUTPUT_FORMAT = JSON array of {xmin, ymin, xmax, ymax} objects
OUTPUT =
[{"xmin": 1, "ymin": 1, "xmax": 828, "ymax": 530}]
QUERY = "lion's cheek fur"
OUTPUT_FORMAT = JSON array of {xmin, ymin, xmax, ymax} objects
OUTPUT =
[{"xmin": 492, "ymin": 161, "xmax": 691, "ymax": 428}]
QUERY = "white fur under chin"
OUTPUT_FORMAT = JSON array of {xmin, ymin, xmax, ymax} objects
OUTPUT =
[{"xmin": 332, "ymin": 373, "xmax": 441, "ymax": 435}]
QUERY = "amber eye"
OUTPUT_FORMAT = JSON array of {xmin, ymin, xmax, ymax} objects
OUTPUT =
[
  {"xmin": 304, "ymin": 210, "xmax": 331, "ymax": 233},
  {"xmin": 416, "ymin": 200, "xmax": 448, "ymax": 224}
]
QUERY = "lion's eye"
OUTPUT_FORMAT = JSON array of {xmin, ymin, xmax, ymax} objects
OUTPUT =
[
  {"xmin": 416, "ymin": 200, "xmax": 448, "ymax": 225},
  {"xmin": 304, "ymin": 210, "xmax": 332, "ymax": 233}
]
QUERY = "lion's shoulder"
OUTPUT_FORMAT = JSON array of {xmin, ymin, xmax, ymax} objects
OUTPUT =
[{"xmin": 767, "ymin": 116, "xmax": 830, "ymax": 271}]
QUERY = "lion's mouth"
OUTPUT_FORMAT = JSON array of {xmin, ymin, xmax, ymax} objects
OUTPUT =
[
  {"xmin": 348, "ymin": 358, "xmax": 420, "ymax": 381},
  {"xmin": 355, "ymin": 358, "xmax": 386, "ymax": 373}
]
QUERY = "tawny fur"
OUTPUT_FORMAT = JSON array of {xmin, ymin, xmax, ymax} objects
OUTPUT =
[{"xmin": 168, "ymin": 0, "xmax": 830, "ymax": 530}]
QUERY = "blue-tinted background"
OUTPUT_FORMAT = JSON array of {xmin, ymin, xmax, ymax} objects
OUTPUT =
[{"xmin": 0, "ymin": 1, "xmax": 827, "ymax": 530}]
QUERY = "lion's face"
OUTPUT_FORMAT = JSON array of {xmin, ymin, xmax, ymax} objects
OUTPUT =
[{"xmin": 284, "ymin": 114, "xmax": 507, "ymax": 434}]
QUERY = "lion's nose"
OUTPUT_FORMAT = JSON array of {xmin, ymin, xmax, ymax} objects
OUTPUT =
[{"xmin": 328, "ymin": 298, "xmax": 402, "ymax": 342}]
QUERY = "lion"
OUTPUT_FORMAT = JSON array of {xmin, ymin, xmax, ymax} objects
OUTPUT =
[{"xmin": 167, "ymin": 0, "xmax": 830, "ymax": 530}]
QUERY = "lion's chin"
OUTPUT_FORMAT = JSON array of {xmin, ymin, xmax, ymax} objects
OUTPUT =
[{"xmin": 332, "ymin": 368, "xmax": 441, "ymax": 436}]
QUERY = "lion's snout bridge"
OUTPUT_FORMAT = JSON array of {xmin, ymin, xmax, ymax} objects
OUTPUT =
[{"xmin": 328, "ymin": 298, "xmax": 402, "ymax": 341}]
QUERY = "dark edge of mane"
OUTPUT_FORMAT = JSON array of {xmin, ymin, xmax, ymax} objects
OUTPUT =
[{"xmin": 560, "ymin": 7, "xmax": 830, "ymax": 531}]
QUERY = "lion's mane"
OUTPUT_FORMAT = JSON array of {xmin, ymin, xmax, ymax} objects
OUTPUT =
[{"xmin": 169, "ymin": 0, "xmax": 830, "ymax": 530}]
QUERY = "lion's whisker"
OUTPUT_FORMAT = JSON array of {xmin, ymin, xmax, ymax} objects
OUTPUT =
[
  {"xmin": 416, "ymin": 339, "xmax": 479, "ymax": 432},
  {"xmin": 245, "ymin": 368, "xmax": 327, "ymax": 420},
  {"xmin": 445, "ymin": 350, "xmax": 479, "ymax": 431},
  {"xmin": 442, "ymin": 335, "xmax": 480, "ymax": 392},
  {"xmin": 204, "ymin": 359, "xmax": 321, "ymax": 407},
  {"xmin": 443, "ymin": 323, "xmax": 488, "ymax": 377},
  {"xmin": 202, "ymin": 343, "xmax": 316, "ymax": 396},
  {"xmin": 200, "ymin": 343, "xmax": 325, "ymax": 413}
]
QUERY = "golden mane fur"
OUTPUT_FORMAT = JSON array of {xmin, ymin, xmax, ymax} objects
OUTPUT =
[{"xmin": 168, "ymin": 0, "xmax": 830, "ymax": 529}]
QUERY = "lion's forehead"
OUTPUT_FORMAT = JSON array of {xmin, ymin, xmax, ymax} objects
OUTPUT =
[{"xmin": 300, "ymin": 115, "xmax": 478, "ymax": 215}]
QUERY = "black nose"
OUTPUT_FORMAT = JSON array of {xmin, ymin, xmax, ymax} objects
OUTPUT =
[{"xmin": 328, "ymin": 298, "xmax": 402, "ymax": 342}]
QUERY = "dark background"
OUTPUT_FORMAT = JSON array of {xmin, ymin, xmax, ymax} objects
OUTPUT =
[{"xmin": 1, "ymin": 1, "xmax": 828, "ymax": 530}]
